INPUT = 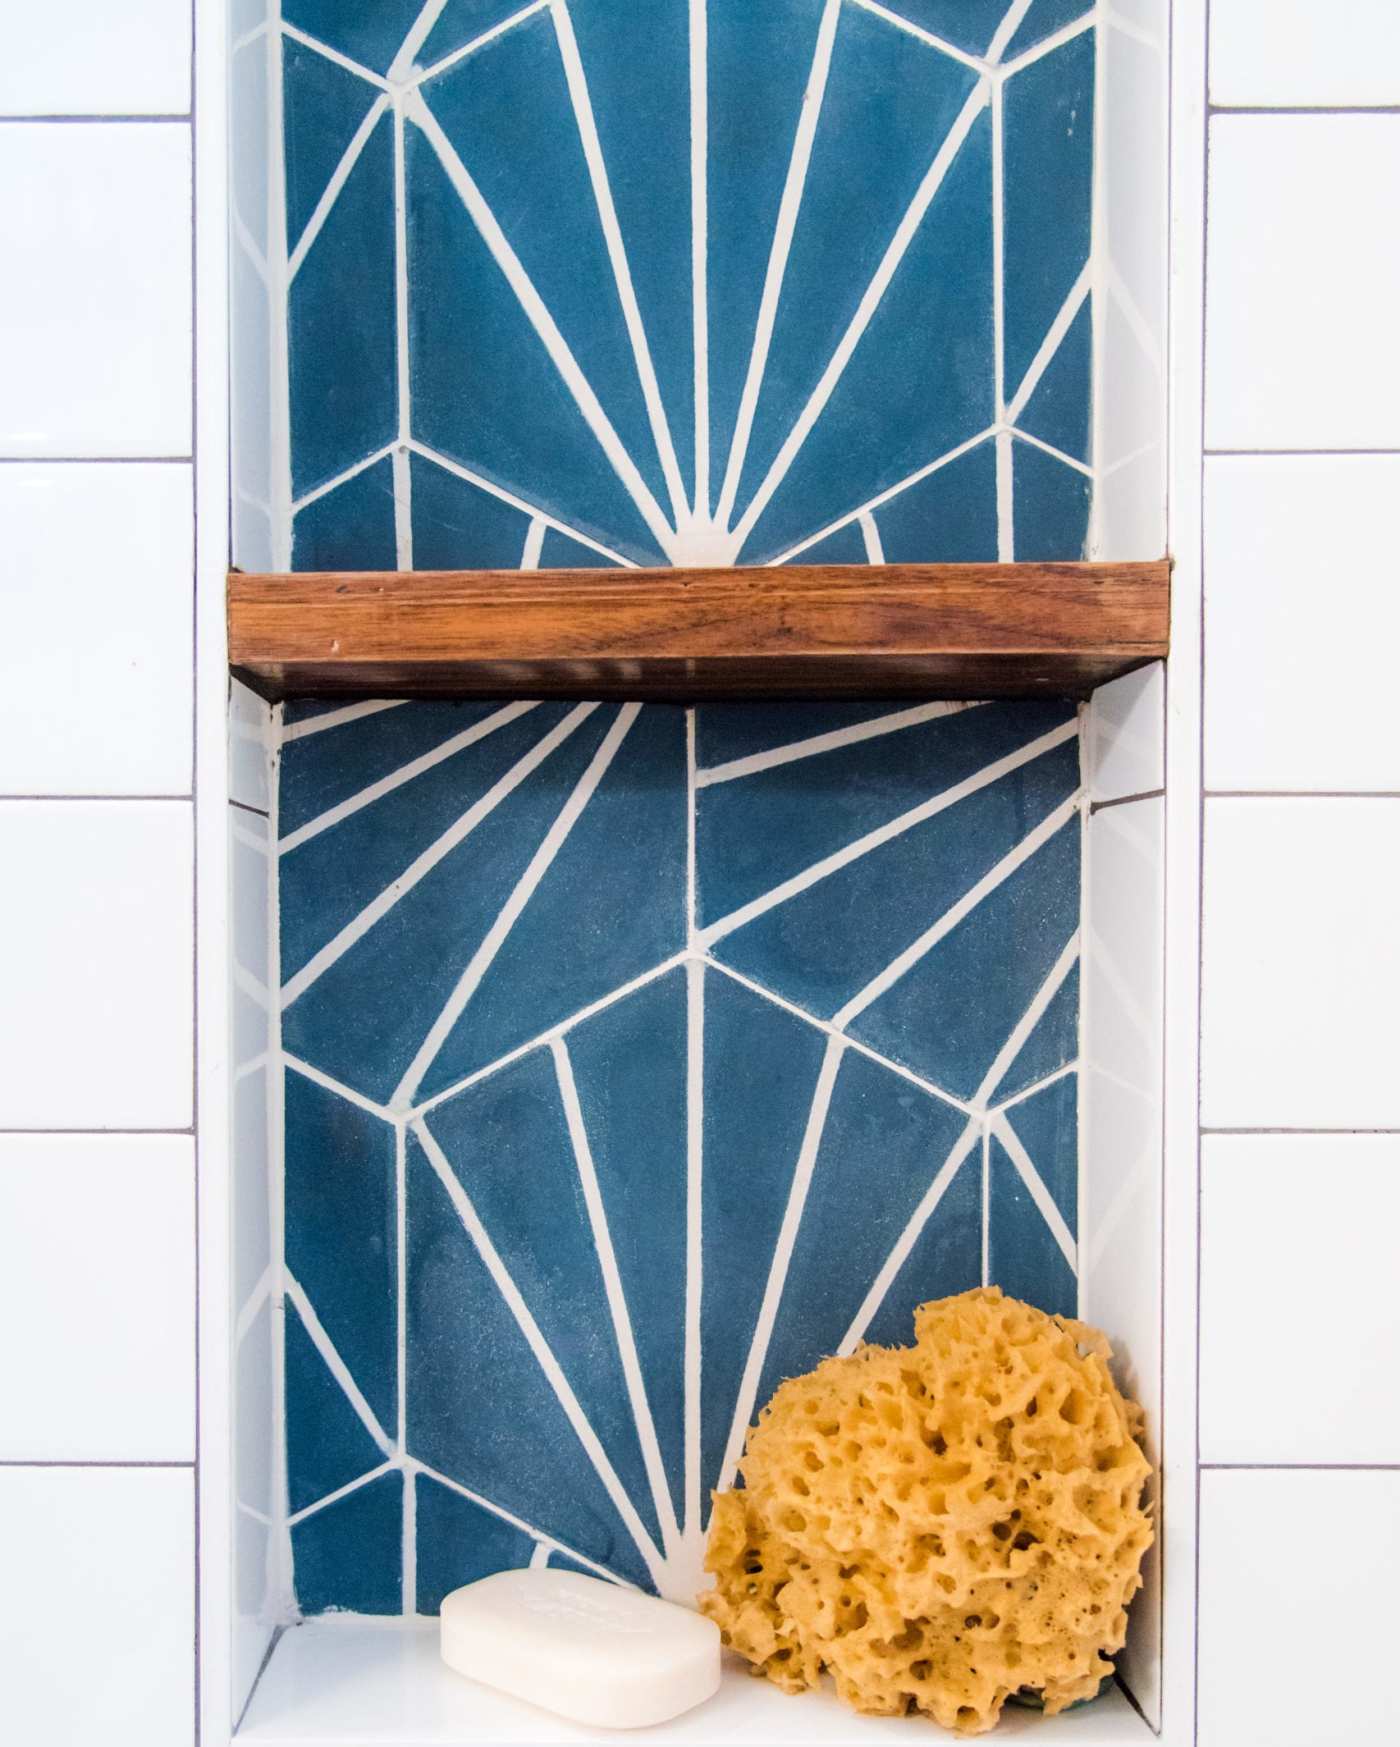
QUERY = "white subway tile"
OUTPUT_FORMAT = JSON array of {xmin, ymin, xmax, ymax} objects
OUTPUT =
[
  {"xmin": 0, "ymin": 124, "xmax": 191, "ymax": 457},
  {"xmin": 0, "ymin": 1134, "xmax": 193, "ymax": 1460},
  {"xmin": 0, "ymin": 1466, "xmax": 193, "ymax": 1746},
  {"xmin": 1206, "ymin": 115, "xmax": 1400, "ymax": 451},
  {"xmin": 0, "ymin": 0, "xmax": 190, "ymax": 116},
  {"xmin": 0, "ymin": 801, "xmax": 193, "ymax": 1127},
  {"xmin": 0, "ymin": 465, "xmax": 192, "ymax": 794},
  {"xmin": 1201, "ymin": 1134, "xmax": 1400, "ymax": 1463},
  {"xmin": 1085, "ymin": 663, "xmax": 1165, "ymax": 803},
  {"xmin": 1199, "ymin": 1469, "xmax": 1400, "ymax": 1747},
  {"xmin": 1206, "ymin": 456, "xmax": 1400, "ymax": 792},
  {"xmin": 1211, "ymin": 0, "xmax": 1400, "ymax": 108},
  {"xmin": 1202, "ymin": 798, "xmax": 1400, "ymax": 1128}
]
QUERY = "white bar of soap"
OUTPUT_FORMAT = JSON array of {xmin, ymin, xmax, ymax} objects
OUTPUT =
[{"xmin": 439, "ymin": 1567, "xmax": 722, "ymax": 1730}]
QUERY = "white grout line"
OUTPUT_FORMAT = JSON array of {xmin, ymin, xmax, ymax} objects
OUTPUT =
[
  {"xmin": 285, "ymin": 1273, "xmax": 397, "ymax": 1455},
  {"xmin": 281, "ymin": 704, "xmax": 597, "ymax": 1009},
  {"xmin": 410, "ymin": 951, "xmax": 687, "ymax": 1118},
  {"xmin": 552, "ymin": 1, "xmax": 689, "ymax": 531},
  {"xmin": 992, "ymin": 76, "xmax": 1006, "ymax": 419},
  {"xmin": 716, "ymin": 1037, "xmax": 844, "ymax": 1494},
  {"xmin": 394, "ymin": 1121, "xmax": 410, "ymax": 1610},
  {"xmin": 1011, "ymin": 424, "xmax": 1095, "ymax": 478},
  {"xmin": 412, "ymin": 1120, "xmax": 667, "ymax": 1585},
  {"xmin": 1107, "ymin": 261, "xmax": 1165, "ymax": 374},
  {"xmin": 520, "ymin": 516, "xmax": 545, "ymax": 569},
  {"xmin": 839, "ymin": 1116, "xmax": 983, "ymax": 1351},
  {"xmin": 288, "ymin": 1459, "xmax": 396, "ymax": 1527},
  {"xmin": 990, "ymin": 1108, "xmax": 1077, "ymax": 1272},
  {"xmin": 231, "ymin": 818, "xmax": 269, "ymax": 854},
  {"xmin": 768, "ymin": 424, "xmax": 998, "ymax": 565},
  {"xmin": 278, "ymin": 701, "xmax": 540, "ymax": 853},
  {"xmin": 279, "ymin": 699, "xmax": 406, "ymax": 743},
  {"xmin": 389, "ymin": 0, "xmax": 452, "ymax": 81},
  {"xmin": 688, "ymin": 0, "xmax": 709, "ymax": 519},
  {"xmin": 408, "ymin": 439, "xmax": 636, "ymax": 567},
  {"xmin": 831, "ymin": 790, "xmax": 1081, "ymax": 1030},
  {"xmin": 233, "ymin": 19, "xmax": 269, "ymax": 53},
  {"xmin": 1006, "ymin": 262, "xmax": 1092, "ymax": 422},
  {"xmin": 696, "ymin": 700, "xmax": 984, "ymax": 788},
  {"xmin": 267, "ymin": 8, "xmax": 294, "ymax": 570},
  {"xmin": 972, "ymin": 929, "xmax": 1081, "ymax": 1108},
  {"xmin": 288, "ymin": 94, "xmax": 390, "ymax": 280},
  {"xmin": 994, "ymin": 1057, "xmax": 1079, "ymax": 1116},
  {"xmin": 232, "ymin": 210, "xmax": 269, "ymax": 283},
  {"xmin": 684, "ymin": 708, "xmax": 698, "ymax": 948},
  {"xmin": 1000, "ymin": 9, "xmax": 1095, "ymax": 77},
  {"xmin": 401, "ymin": 1462, "xmax": 417, "ymax": 1616},
  {"xmin": 392, "ymin": 95, "xmax": 414, "ymax": 570},
  {"xmin": 291, "ymin": 441, "xmax": 396, "ymax": 514},
  {"xmin": 681, "ymin": 956, "xmax": 705, "ymax": 1549},
  {"xmin": 715, "ymin": 0, "xmax": 841, "ymax": 534},
  {"xmin": 406, "ymin": 90, "xmax": 677, "ymax": 558},
  {"xmin": 553, "ymin": 1039, "xmax": 682, "ymax": 1560},
  {"xmin": 234, "ymin": 961, "xmax": 270, "ymax": 1010},
  {"xmin": 985, "ymin": 0, "xmax": 1036, "ymax": 66},
  {"xmin": 858, "ymin": 510, "xmax": 884, "ymax": 562},
  {"xmin": 410, "ymin": 0, "xmax": 549, "ymax": 89},
  {"xmin": 529, "ymin": 1539, "xmax": 551, "ymax": 1569},
  {"xmin": 850, "ymin": 0, "xmax": 988, "ymax": 72},
  {"xmin": 700, "ymin": 717, "xmax": 1078, "ymax": 948},
  {"xmin": 980, "ymin": 1125, "xmax": 991, "ymax": 1284},
  {"xmin": 409, "ymin": 1457, "xmax": 635, "ymax": 1588},
  {"xmin": 391, "ymin": 704, "xmax": 639, "ymax": 1107},
  {"xmin": 280, "ymin": 22, "xmax": 389, "ymax": 91},
  {"xmin": 235, "ymin": 1266, "xmax": 273, "ymax": 1346},
  {"xmin": 701, "ymin": 954, "xmax": 972, "ymax": 1119},
  {"xmin": 729, "ymin": 78, "xmax": 990, "ymax": 550}
]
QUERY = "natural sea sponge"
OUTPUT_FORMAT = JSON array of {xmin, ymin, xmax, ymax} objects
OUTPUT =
[{"xmin": 700, "ymin": 1288, "xmax": 1153, "ymax": 1735}]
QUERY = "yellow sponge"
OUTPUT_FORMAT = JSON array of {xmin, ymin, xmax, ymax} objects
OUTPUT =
[{"xmin": 700, "ymin": 1287, "xmax": 1153, "ymax": 1735}]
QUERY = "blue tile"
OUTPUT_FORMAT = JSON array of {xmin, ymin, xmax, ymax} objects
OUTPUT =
[
  {"xmin": 862, "ymin": 1143, "xmax": 982, "ymax": 1349},
  {"xmin": 280, "ymin": 698, "xmax": 517, "ymax": 839},
  {"xmin": 283, "ymin": 0, "xmax": 424, "ymax": 76},
  {"xmin": 851, "ymin": 804, "xmax": 1081, "ymax": 1098},
  {"xmin": 1012, "ymin": 437, "xmax": 1091, "ymax": 559},
  {"xmin": 417, "ymin": 1, "xmax": 541, "ymax": 71},
  {"xmin": 880, "ymin": 1, "xmax": 1008, "ymax": 56},
  {"xmin": 778, "ymin": 521, "xmax": 870, "ymax": 565},
  {"xmin": 1003, "ymin": 29, "xmax": 1094, "ymax": 395},
  {"xmin": 279, "ymin": 702, "xmax": 579, "ymax": 992},
  {"xmin": 706, "ymin": 0, "xmax": 829, "ymax": 507},
  {"xmin": 293, "ymin": 1471, "xmax": 403, "ymax": 1614},
  {"xmin": 284, "ymin": 1070, "xmax": 397, "ymax": 1437},
  {"xmin": 696, "ymin": 699, "xmax": 911, "ymax": 770},
  {"xmin": 1016, "ymin": 298, "xmax": 1092, "ymax": 464},
  {"xmin": 283, "ymin": 36, "xmax": 381, "ymax": 248},
  {"xmin": 873, "ymin": 439, "xmax": 998, "ymax": 562},
  {"xmin": 755, "ymin": 1048, "xmax": 971, "ymax": 1407},
  {"xmin": 289, "ymin": 108, "xmax": 396, "ymax": 498},
  {"xmin": 997, "ymin": 960, "xmax": 1079, "ymax": 1102},
  {"xmin": 414, "ymin": 1473, "xmax": 536, "ymax": 1613},
  {"xmin": 711, "ymin": 732, "xmax": 1078, "ymax": 1029},
  {"xmin": 698, "ymin": 698, "xmax": 1074, "ymax": 931},
  {"xmin": 1002, "ymin": 0, "xmax": 1095, "ymax": 63},
  {"xmin": 566, "ymin": 970, "xmax": 689, "ymax": 1524},
  {"xmin": 988, "ymin": 1136, "xmax": 1076, "ymax": 1318},
  {"xmin": 1003, "ymin": 1072, "xmax": 1078, "ymax": 1228},
  {"xmin": 738, "ymin": 108, "xmax": 994, "ymax": 563},
  {"xmin": 699, "ymin": 968, "xmax": 829, "ymax": 1509},
  {"xmin": 537, "ymin": 528, "xmax": 620, "ymax": 568},
  {"xmin": 409, "ymin": 452, "xmax": 531, "ymax": 569},
  {"xmin": 422, "ymin": 1050, "xmax": 665, "ymax": 1549},
  {"xmin": 284, "ymin": 699, "xmax": 354, "ymax": 726},
  {"xmin": 404, "ymin": 1135, "xmax": 654, "ymax": 1588},
  {"xmin": 405, "ymin": 114, "xmax": 665, "ymax": 566},
  {"xmin": 292, "ymin": 456, "xmax": 398, "ymax": 570},
  {"xmin": 734, "ymin": 7, "xmax": 979, "ymax": 522},
  {"xmin": 416, "ymin": 704, "xmax": 687, "ymax": 1098},
  {"xmin": 284, "ymin": 1299, "xmax": 384, "ymax": 1516}
]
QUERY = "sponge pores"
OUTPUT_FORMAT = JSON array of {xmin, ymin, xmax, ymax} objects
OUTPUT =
[{"xmin": 700, "ymin": 1287, "xmax": 1153, "ymax": 1735}]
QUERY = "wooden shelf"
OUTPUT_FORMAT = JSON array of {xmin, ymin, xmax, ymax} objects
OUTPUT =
[{"xmin": 228, "ymin": 560, "xmax": 1170, "ymax": 701}]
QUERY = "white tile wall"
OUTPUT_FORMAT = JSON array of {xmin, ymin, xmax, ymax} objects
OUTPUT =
[
  {"xmin": 1206, "ymin": 115, "xmax": 1400, "ymax": 451},
  {"xmin": 0, "ymin": 1134, "xmax": 195, "ymax": 1460},
  {"xmin": 0, "ymin": 0, "xmax": 191, "ymax": 116},
  {"xmin": 1085, "ymin": 662, "xmax": 1165, "ymax": 803},
  {"xmin": 1201, "ymin": 797, "xmax": 1400, "ymax": 1130},
  {"xmin": 0, "ymin": 464, "xmax": 193, "ymax": 795},
  {"xmin": 1205, "ymin": 455, "xmax": 1400, "ymax": 792},
  {"xmin": 0, "ymin": 1467, "xmax": 194, "ymax": 1746},
  {"xmin": 1211, "ymin": 0, "xmax": 1400, "ymax": 108},
  {"xmin": 1198, "ymin": 1469, "xmax": 1400, "ymax": 1747},
  {"xmin": 1201, "ymin": 1133, "xmax": 1400, "ymax": 1465},
  {"xmin": 0, "ymin": 123, "xmax": 191, "ymax": 456},
  {"xmin": 0, "ymin": 801, "xmax": 194, "ymax": 1128}
]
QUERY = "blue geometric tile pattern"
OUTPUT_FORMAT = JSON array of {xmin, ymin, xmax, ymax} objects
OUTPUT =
[
  {"xmin": 274, "ymin": 0, "xmax": 1098, "ymax": 569},
  {"xmin": 274, "ymin": 694, "xmax": 1085, "ymax": 1613}
]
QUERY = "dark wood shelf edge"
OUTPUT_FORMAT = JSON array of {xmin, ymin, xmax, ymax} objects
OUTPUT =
[{"xmin": 228, "ymin": 559, "xmax": 1170, "ymax": 702}]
